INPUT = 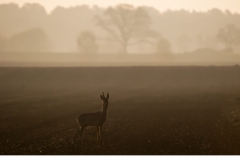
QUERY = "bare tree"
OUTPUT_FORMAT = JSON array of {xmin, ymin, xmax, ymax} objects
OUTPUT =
[
  {"xmin": 216, "ymin": 24, "xmax": 240, "ymax": 50},
  {"xmin": 96, "ymin": 4, "xmax": 158, "ymax": 54},
  {"xmin": 77, "ymin": 31, "xmax": 98, "ymax": 54}
]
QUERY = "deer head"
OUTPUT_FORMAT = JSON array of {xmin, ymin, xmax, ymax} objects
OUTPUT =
[{"xmin": 100, "ymin": 92, "xmax": 109, "ymax": 111}]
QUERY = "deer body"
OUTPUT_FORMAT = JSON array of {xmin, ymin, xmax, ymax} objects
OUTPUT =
[
  {"xmin": 77, "ymin": 111, "xmax": 106, "ymax": 127},
  {"xmin": 73, "ymin": 92, "xmax": 109, "ymax": 145}
]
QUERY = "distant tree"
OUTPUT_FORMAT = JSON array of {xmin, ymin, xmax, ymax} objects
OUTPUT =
[
  {"xmin": 22, "ymin": 3, "xmax": 47, "ymax": 15},
  {"xmin": 96, "ymin": 4, "xmax": 158, "ymax": 54},
  {"xmin": 0, "ymin": 34, "xmax": 7, "ymax": 51},
  {"xmin": 8, "ymin": 28, "xmax": 50, "ymax": 52},
  {"xmin": 208, "ymin": 8, "xmax": 223, "ymax": 16},
  {"xmin": 156, "ymin": 38, "xmax": 171, "ymax": 54},
  {"xmin": 216, "ymin": 24, "xmax": 240, "ymax": 50},
  {"xmin": 0, "ymin": 3, "xmax": 48, "ymax": 40},
  {"xmin": 77, "ymin": 31, "xmax": 98, "ymax": 54}
]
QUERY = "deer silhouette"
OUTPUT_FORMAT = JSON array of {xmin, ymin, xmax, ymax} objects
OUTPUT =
[{"xmin": 73, "ymin": 92, "xmax": 109, "ymax": 145}]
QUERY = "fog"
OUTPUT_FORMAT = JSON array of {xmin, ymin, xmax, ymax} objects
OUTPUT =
[
  {"xmin": 0, "ymin": 3, "xmax": 240, "ymax": 66},
  {"xmin": 2, "ymin": 2, "xmax": 240, "ymax": 155}
]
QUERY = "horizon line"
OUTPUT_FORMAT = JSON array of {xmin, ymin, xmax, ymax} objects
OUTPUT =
[{"xmin": 0, "ymin": 2, "xmax": 239, "ymax": 15}]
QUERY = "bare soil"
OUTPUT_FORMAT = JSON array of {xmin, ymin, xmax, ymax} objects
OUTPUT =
[{"xmin": 0, "ymin": 66, "xmax": 240, "ymax": 155}]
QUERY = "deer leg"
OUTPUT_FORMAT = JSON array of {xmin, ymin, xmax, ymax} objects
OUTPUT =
[
  {"xmin": 99, "ymin": 126, "xmax": 103, "ymax": 144},
  {"xmin": 97, "ymin": 126, "xmax": 100, "ymax": 144},
  {"xmin": 80, "ymin": 126, "xmax": 86, "ymax": 144},
  {"xmin": 73, "ymin": 128, "xmax": 80, "ymax": 145}
]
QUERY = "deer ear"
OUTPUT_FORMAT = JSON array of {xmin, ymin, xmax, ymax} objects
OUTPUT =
[
  {"xmin": 107, "ymin": 92, "xmax": 109, "ymax": 99},
  {"xmin": 100, "ymin": 95, "xmax": 103, "ymax": 100}
]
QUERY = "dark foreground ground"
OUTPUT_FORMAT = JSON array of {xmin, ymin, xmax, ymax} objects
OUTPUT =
[{"xmin": 0, "ymin": 66, "xmax": 240, "ymax": 155}]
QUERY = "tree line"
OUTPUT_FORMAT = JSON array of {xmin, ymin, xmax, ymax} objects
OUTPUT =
[{"xmin": 0, "ymin": 3, "xmax": 240, "ymax": 54}]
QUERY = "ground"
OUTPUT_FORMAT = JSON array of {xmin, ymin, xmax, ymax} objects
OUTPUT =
[{"xmin": 0, "ymin": 66, "xmax": 240, "ymax": 155}]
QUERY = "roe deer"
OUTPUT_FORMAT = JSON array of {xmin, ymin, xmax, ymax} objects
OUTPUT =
[{"xmin": 73, "ymin": 92, "xmax": 109, "ymax": 145}]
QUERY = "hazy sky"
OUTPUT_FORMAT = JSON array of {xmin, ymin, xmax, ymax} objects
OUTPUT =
[{"xmin": 1, "ymin": 0, "xmax": 240, "ymax": 13}]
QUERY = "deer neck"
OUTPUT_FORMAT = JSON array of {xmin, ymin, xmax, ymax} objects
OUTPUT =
[{"xmin": 101, "ymin": 104, "xmax": 108, "ymax": 115}]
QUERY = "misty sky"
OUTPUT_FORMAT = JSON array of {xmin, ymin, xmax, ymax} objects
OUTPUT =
[{"xmin": 1, "ymin": 0, "xmax": 240, "ymax": 13}]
